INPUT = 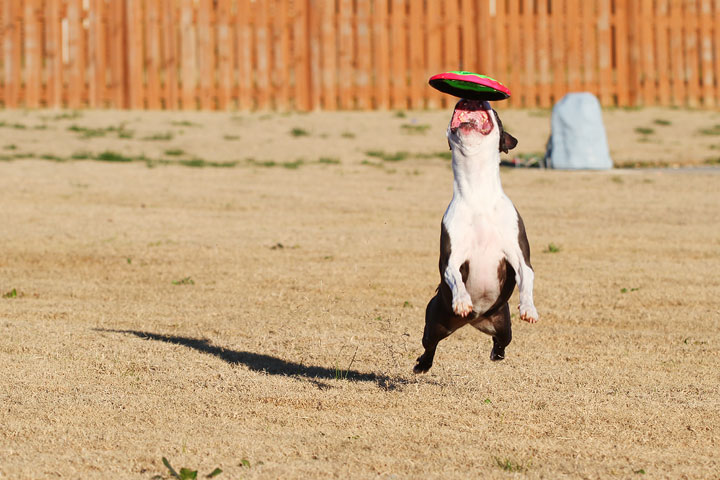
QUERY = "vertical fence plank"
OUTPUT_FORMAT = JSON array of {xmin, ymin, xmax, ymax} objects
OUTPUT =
[
  {"xmin": 320, "ymin": 0, "xmax": 337, "ymax": 110},
  {"xmin": 338, "ymin": 0, "xmax": 353, "ymax": 108},
  {"xmin": 655, "ymin": 0, "xmax": 671, "ymax": 106},
  {"xmin": 292, "ymin": 0, "xmax": 311, "ymax": 110},
  {"xmin": 639, "ymin": 0, "xmax": 656, "ymax": 105},
  {"xmin": 3, "ymin": 0, "xmax": 20, "ymax": 108},
  {"xmin": 494, "ymin": 0, "xmax": 508, "ymax": 107},
  {"xmin": 408, "ymin": 0, "xmax": 423, "ymax": 108},
  {"xmin": 669, "ymin": 0, "xmax": 685, "ymax": 105},
  {"xmin": 626, "ymin": 0, "xmax": 641, "ymax": 105},
  {"xmin": 580, "ymin": 0, "xmax": 597, "ymax": 94},
  {"xmin": 390, "ymin": 0, "xmax": 406, "ymax": 109},
  {"xmin": 566, "ymin": 0, "xmax": 581, "ymax": 92},
  {"xmin": 145, "ymin": 0, "xmax": 161, "ymax": 109},
  {"xmin": 162, "ymin": 0, "xmax": 178, "ymax": 109},
  {"xmin": 372, "ymin": 0, "xmax": 390, "ymax": 109},
  {"xmin": 180, "ymin": 0, "xmax": 195, "ymax": 110},
  {"xmin": 537, "ymin": 0, "xmax": 551, "ymax": 108},
  {"xmin": 460, "ymin": 0, "xmax": 475, "ymax": 71},
  {"xmin": 88, "ymin": 0, "xmax": 106, "ymax": 108},
  {"xmin": 197, "ymin": 0, "xmax": 214, "ymax": 109},
  {"xmin": 237, "ymin": 0, "xmax": 252, "ymax": 110},
  {"xmin": 477, "ymin": 0, "xmax": 492, "ymax": 75},
  {"xmin": 46, "ymin": 0, "xmax": 63, "ymax": 107},
  {"xmin": 127, "ymin": 0, "xmax": 144, "ymax": 109},
  {"xmin": 614, "ymin": 0, "xmax": 630, "ymax": 106},
  {"xmin": 67, "ymin": 0, "xmax": 84, "ymax": 108},
  {"xmin": 110, "ymin": 0, "xmax": 126, "ymax": 108},
  {"xmin": 308, "ymin": 0, "xmax": 321, "ymax": 110},
  {"xmin": 426, "ymin": 0, "xmax": 443, "ymax": 108},
  {"xmin": 714, "ymin": 0, "xmax": 720, "ymax": 105},
  {"xmin": 699, "ymin": 0, "xmax": 714, "ymax": 106},
  {"xmin": 356, "ymin": 0, "xmax": 371, "ymax": 109},
  {"xmin": 522, "ymin": 0, "xmax": 536, "ymax": 107},
  {"xmin": 685, "ymin": 0, "xmax": 699, "ymax": 107},
  {"xmin": 217, "ymin": 0, "xmax": 233, "ymax": 110},
  {"xmin": 273, "ymin": 0, "xmax": 290, "ymax": 110},
  {"xmin": 24, "ymin": 0, "xmax": 40, "ymax": 108},
  {"xmin": 551, "ymin": 0, "xmax": 566, "ymax": 104},
  {"xmin": 507, "ymin": 0, "xmax": 520, "ymax": 106},
  {"xmin": 443, "ymin": 0, "xmax": 459, "ymax": 108},
  {"xmin": 597, "ymin": 0, "xmax": 612, "ymax": 106}
]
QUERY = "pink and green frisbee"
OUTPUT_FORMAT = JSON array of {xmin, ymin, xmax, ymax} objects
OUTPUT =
[{"xmin": 428, "ymin": 71, "xmax": 511, "ymax": 101}]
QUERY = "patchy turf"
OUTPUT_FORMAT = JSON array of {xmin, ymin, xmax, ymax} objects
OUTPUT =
[{"xmin": 0, "ymin": 109, "xmax": 719, "ymax": 479}]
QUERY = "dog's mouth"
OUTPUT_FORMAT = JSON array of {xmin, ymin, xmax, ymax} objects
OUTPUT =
[{"xmin": 450, "ymin": 99, "xmax": 493, "ymax": 136}]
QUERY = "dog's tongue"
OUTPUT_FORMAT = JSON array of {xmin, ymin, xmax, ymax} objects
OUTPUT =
[{"xmin": 451, "ymin": 99, "xmax": 493, "ymax": 135}]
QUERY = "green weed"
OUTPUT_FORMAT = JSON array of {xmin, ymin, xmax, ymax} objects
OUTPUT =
[
  {"xmin": 340, "ymin": 131, "xmax": 356, "ymax": 139},
  {"xmin": 317, "ymin": 157, "xmax": 340, "ymax": 165},
  {"xmin": 544, "ymin": 243, "xmax": 561, "ymax": 253},
  {"xmin": 152, "ymin": 456, "xmax": 222, "ymax": 480},
  {"xmin": 400, "ymin": 123, "xmax": 431, "ymax": 135},
  {"xmin": 164, "ymin": 149, "xmax": 185, "ymax": 156},
  {"xmin": 282, "ymin": 159, "xmax": 304, "ymax": 169},
  {"xmin": 365, "ymin": 150, "xmax": 409, "ymax": 162},
  {"xmin": 290, "ymin": 127, "xmax": 309, "ymax": 137},
  {"xmin": 3, "ymin": 288, "xmax": 18, "ymax": 298},
  {"xmin": 3, "ymin": 144, "xmax": 17, "ymax": 150},
  {"xmin": 334, "ymin": 346, "xmax": 358, "ymax": 380},
  {"xmin": 621, "ymin": 287, "xmax": 639, "ymax": 293},
  {"xmin": 143, "ymin": 132, "xmax": 174, "ymax": 141},
  {"xmin": 653, "ymin": 119, "xmax": 671, "ymax": 126},
  {"xmin": 494, "ymin": 457, "xmax": 530, "ymax": 472},
  {"xmin": 394, "ymin": 111, "xmax": 406, "ymax": 118},
  {"xmin": 172, "ymin": 277, "xmax": 195, "ymax": 286},
  {"xmin": 634, "ymin": 127, "xmax": 655, "ymax": 135},
  {"xmin": 698, "ymin": 124, "xmax": 720, "ymax": 136},
  {"xmin": 223, "ymin": 134, "xmax": 240, "ymax": 140},
  {"xmin": 170, "ymin": 120, "xmax": 200, "ymax": 127},
  {"xmin": 96, "ymin": 151, "xmax": 133, "ymax": 163}
]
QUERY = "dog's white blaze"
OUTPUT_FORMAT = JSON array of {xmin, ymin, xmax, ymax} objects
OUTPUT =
[{"xmin": 443, "ymin": 106, "xmax": 538, "ymax": 322}]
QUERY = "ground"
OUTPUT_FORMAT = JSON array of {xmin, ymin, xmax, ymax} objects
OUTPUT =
[{"xmin": 0, "ymin": 108, "xmax": 719, "ymax": 479}]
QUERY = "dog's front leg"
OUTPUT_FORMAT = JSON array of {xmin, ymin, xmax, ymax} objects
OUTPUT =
[
  {"xmin": 443, "ymin": 259, "xmax": 473, "ymax": 317},
  {"xmin": 505, "ymin": 248, "xmax": 538, "ymax": 323}
]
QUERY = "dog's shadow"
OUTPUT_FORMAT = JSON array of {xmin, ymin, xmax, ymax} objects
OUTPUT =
[{"xmin": 97, "ymin": 329, "xmax": 399, "ymax": 387}]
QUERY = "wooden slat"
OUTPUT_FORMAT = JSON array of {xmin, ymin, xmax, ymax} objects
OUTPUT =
[
  {"xmin": 292, "ymin": 0, "xmax": 311, "ymax": 110},
  {"xmin": 145, "ymin": 0, "xmax": 161, "ymax": 109},
  {"xmin": 714, "ymin": 0, "xmax": 720, "ymax": 105},
  {"xmin": 355, "ymin": 0, "xmax": 371, "ymax": 109},
  {"xmin": 655, "ymin": 0, "xmax": 671, "ymax": 106},
  {"xmin": 46, "ymin": 0, "xmax": 63, "ymax": 108},
  {"xmin": 197, "ymin": 0, "xmax": 214, "ymax": 109},
  {"xmin": 537, "ymin": 0, "xmax": 551, "ymax": 108},
  {"xmin": 88, "ymin": 0, "xmax": 106, "ymax": 108},
  {"xmin": 217, "ymin": 0, "xmax": 233, "ymax": 110},
  {"xmin": 180, "ymin": 0, "xmax": 195, "ymax": 110},
  {"xmin": 443, "ymin": 0, "xmax": 459, "ymax": 108},
  {"xmin": 24, "ymin": 0, "xmax": 40, "ymax": 108},
  {"xmin": 566, "ymin": 0, "xmax": 581, "ymax": 93},
  {"xmin": 127, "ymin": 0, "xmax": 144, "ymax": 109},
  {"xmin": 2, "ymin": 0, "xmax": 20, "ymax": 108},
  {"xmin": 581, "ymin": 0, "xmax": 597, "ymax": 94},
  {"xmin": 669, "ymin": 0, "xmax": 686, "ymax": 106},
  {"xmin": 320, "ymin": 0, "xmax": 337, "ymax": 110},
  {"xmin": 522, "ymin": 0, "xmax": 536, "ymax": 107},
  {"xmin": 161, "ymin": 0, "xmax": 179, "ymax": 109},
  {"xmin": 550, "ymin": 0, "xmax": 566, "ymax": 104},
  {"xmin": 477, "ymin": 0, "xmax": 492, "ymax": 75},
  {"xmin": 639, "ymin": 0, "xmax": 656, "ymax": 105},
  {"xmin": 67, "ymin": 0, "xmax": 84, "ymax": 108},
  {"xmin": 460, "ymin": 0, "xmax": 475, "ymax": 71},
  {"xmin": 110, "ymin": 0, "xmax": 126, "ymax": 108},
  {"xmin": 338, "ymin": 0, "xmax": 353, "ymax": 109},
  {"xmin": 390, "ymin": 0, "xmax": 406, "ymax": 109},
  {"xmin": 493, "ymin": 0, "xmax": 510, "ymax": 106},
  {"xmin": 308, "ymin": 0, "xmax": 321, "ymax": 110},
  {"xmin": 273, "ymin": 0, "xmax": 290, "ymax": 110},
  {"xmin": 426, "ymin": 0, "xmax": 444, "ymax": 108},
  {"xmin": 237, "ymin": 0, "xmax": 252, "ymax": 110},
  {"xmin": 597, "ymin": 0, "xmax": 612, "ymax": 106},
  {"xmin": 685, "ymin": 0, "xmax": 699, "ymax": 107},
  {"xmin": 626, "ymin": 0, "xmax": 641, "ymax": 106},
  {"xmin": 699, "ymin": 0, "xmax": 714, "ymax": 107},
  {"xmin": 507, "ymin": 0, "xmax": 520, "ymax": 106},
  {"xmin": 408, "ymin": 0, "xmax": 423, "ymax": 108},
  {"xmin": 372, "ymin": 0, "xmax": 390, "ymax": 109},
  {"xmin": 614, "ymin": 0, "xmax": 630, "ymax": 106}
]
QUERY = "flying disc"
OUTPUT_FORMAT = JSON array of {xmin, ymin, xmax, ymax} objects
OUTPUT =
[{"xmin": 428, "ymin": 71, "xmax": 511, "ymax": 101}]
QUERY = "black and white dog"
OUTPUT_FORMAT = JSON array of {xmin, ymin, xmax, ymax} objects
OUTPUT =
[{"xmin": 414, "ymin": 99, "xmax": 538, "ymax": 374}]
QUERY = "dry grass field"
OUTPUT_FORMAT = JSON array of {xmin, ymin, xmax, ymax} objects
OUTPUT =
[{"xmin": 1, "ymin": 107, "xmax": 719, "ymax": 479}]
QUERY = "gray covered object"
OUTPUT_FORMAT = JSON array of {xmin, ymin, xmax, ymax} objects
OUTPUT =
[{"xmin": 545, "ymin": 93, "xmax": 613, "ymax": 170}]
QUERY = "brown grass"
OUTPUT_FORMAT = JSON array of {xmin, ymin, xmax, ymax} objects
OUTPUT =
[{"xmin": 0, "ymin": 109, "xmax": 719, "ymax": 479}]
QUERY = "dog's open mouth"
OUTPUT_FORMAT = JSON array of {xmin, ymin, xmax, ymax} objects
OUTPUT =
[{"xmin": 450, "ymin": 99, "xmax": 493, "ymax": 135}]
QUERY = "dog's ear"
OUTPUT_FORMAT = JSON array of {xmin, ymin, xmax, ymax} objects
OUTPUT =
[
  {"xmin": 500, "ymin": 131, "xmax": 518, "ymax": 153},
  {"xmin": 493, "ymin": 108, "xmax": 518, "ymax": 153}
]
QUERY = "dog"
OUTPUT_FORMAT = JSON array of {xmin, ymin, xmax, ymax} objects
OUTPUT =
[{"xmin": 414, "ymin": 99, "xmax": 538, "ymax": 374}]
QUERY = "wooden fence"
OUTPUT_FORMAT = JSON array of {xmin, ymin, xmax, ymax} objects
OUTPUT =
[{"xmin": 1, "ymin": 0, "xmax": 720, "ymax": 110}]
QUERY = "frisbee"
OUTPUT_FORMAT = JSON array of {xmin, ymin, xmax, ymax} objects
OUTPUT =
[{"xmin": 428, "ymin": 71, "xmax": 511, "ymax": 101}]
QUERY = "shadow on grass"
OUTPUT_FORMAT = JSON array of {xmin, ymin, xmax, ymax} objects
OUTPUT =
[{"xmin": 98, "ymin": 329, "xmax": 402, "ymax": 387}]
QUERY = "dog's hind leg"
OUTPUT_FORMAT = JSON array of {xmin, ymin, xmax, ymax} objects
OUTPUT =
[
  {"xmin": 489, "ymin": 303, "xmax": 512, "ymax": 361},
  {"xmin": 414, "ymin": 294, "xmax": 465, "ymax": 374}
]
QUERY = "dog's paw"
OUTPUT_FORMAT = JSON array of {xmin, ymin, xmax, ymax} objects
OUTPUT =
[
  {"xmin": 452, "ymin": 292, "xmax": 473, "ymax": 317},
  {"xmin": 519, "ymin": 304, "xmax": 539, "ymax": 323},
  {"xmin": 413, "ymin": 354, "xmax": 432, "ymax": 374}
]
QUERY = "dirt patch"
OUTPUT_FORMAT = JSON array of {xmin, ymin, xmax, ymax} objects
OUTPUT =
[{"xmin": 0, "ymin": 109, "xmax": 719, "ymax": 478}]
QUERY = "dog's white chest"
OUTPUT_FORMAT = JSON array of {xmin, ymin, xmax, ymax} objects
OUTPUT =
[{"xmin": 463, "ymin": 216, "xmax": 506, "ymax": 309}]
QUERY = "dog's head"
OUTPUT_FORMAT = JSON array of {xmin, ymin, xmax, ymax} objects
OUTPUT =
[{"xmin": 447, "ymin": 99, "xmax": 518, "ymax": 154}]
